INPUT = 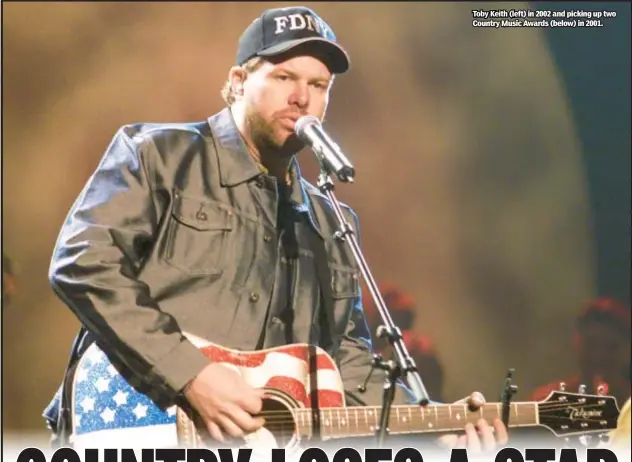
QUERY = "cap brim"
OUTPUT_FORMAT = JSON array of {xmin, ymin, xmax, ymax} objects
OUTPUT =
[{"xmin": 257, "ymin": 37, "xmax": 350, "ymax": 74}]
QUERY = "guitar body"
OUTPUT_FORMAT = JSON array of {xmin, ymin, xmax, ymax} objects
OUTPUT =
[{"xmin": 70, "ymin": 333, "xmax": 344, "ymax": 450}]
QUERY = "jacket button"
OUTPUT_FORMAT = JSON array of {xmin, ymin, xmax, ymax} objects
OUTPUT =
[
  {"xmin": 271, "ymin": 316, "xmax": 281, "ymax": 325},
  {"xmin": 263, "ymin": 234, "xmax": 272, "ymax": 242},
  {"xmin": 249, "ymin": 292, "xmax": 260, "ymax": 303},
  {"xmin": 195, "ymin": 211, "xmax": 208, "ymax": 221}
]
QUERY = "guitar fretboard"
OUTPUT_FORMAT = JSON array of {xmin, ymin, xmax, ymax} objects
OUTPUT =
[{"xmin": 290, "ymin": 402, "xmax": 538, "ymax": 439}]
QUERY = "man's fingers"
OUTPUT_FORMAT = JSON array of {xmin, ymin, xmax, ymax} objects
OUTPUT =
[
  {"xmin": 476, "ymin": 419, "xmax": 496, "ymax": 451},
  {"xmin": 240, "ymin": 392, "xmax": 264, "ymax": 415},
  {"xmin": 207, "ymin": 421, "xmax": 225, "ymax": 443},
  {"xmin": 223, "ymin": 404, "xmax": 265, "ymax": 433},
  {"xmin": 493, "ymin": 418, "xmax": 509, "ymax": 445},
  {"xmin": 217, "ymin": 414, "xmax": 246, "ymax": 439},
  {"xmin": 465, "ymin": 423, "xmax": 481, "ymax": 453}
]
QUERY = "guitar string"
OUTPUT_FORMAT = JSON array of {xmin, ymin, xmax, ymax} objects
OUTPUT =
[
  {"xmin": 246, "ymin": 401, "xmax": 610, "ymax": 417},
  {"xmin": 226, "ymin": 410, "xmax": 610, "ymax": 431},
  {"xmin": 235, "ymin": 420, "xmax": 611, "ymax": 438},
  {"xmin": 219, "ymin": 412, "xmax": 613, "ymax": 438},
  {"xmin": 248, "ymin": 414, "xmax": 610, "ymax": 426},
  {"xmin": 179, "ymin": 403, "xmax": 614, "ymax": 438},
  {"xmin": 218, "ymin": 403, "xmax": 612, "ymax": 430}
]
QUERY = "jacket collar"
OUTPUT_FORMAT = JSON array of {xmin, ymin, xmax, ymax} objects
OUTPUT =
[
  {"xmin": 208, "ymin": 108, "xmax": 261, "ymax": 188},
  {"xmin": 208, "ymin": 108, "xmax": 324, "ymax": 237}
]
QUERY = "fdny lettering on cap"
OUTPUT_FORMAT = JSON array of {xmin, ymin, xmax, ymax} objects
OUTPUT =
[{"xmin": 273, "ymin": 13, "xmax": 330, "ymax": 36}]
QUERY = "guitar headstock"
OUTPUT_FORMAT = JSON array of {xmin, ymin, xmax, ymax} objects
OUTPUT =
[{"xmin": 537, "ymin": 390, "xmax": 620, "ymax": 437}]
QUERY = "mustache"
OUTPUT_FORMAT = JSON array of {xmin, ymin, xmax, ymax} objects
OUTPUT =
[{"xmin": 276, "ymin": 110, "xmax": 309, "ymax": 122}]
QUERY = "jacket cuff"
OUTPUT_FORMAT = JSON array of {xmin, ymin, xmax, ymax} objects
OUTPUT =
[{"xmin": 151, "ymin": 339, "xmax": 212, "ymax": 394}]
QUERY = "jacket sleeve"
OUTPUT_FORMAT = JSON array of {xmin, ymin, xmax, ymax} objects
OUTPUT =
[
  {"xmin": 334, "ymin": 209, "xmax": 424, "ymax": 407},
  {"xmin": 49, "ymin": 127, "xmax": 210, "ymax": 402}
]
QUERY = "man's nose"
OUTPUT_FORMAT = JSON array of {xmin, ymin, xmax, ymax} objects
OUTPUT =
[{"xmin": 289, "ymin": 83, "xmax": 309, "ymax": 109}]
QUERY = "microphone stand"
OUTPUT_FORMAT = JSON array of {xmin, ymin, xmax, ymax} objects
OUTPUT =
[{"xmin": 314, "ymin": 162, "xmax": 431, "ymax": 448}]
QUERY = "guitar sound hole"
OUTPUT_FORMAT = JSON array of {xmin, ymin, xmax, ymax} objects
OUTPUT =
[{"xmin": 259, "ymin": 397, "xmax": 297, "ymax": 448}]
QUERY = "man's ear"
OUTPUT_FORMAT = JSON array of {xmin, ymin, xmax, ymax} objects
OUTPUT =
[{"xmin": 228, "ymin": 66, "xmax": 247, "ymax": 97}]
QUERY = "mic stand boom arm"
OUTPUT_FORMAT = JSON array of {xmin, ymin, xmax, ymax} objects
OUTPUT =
[{"xmin": 315, "ymin": 164, "xmax": 431, "ymax": 448}]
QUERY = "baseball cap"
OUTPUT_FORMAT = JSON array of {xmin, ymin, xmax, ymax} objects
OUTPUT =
[{"xmin": 236, "ymin": 6, "xmax": 350, "ymax": 74}]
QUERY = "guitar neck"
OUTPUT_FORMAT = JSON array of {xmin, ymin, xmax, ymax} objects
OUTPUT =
[{"xmin": 293, "ymin": 402, "xmax": 539, "ymax": 439}]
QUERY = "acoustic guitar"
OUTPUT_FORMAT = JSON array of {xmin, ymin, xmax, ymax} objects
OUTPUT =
[{"xmin": 69, "ymin": 333, "xmax": 621, "ymax": 450}]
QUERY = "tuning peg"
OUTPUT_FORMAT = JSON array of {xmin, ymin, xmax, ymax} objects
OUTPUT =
[
  {"xmin": 578, "ymin": 384, "xmax": 587, "ymax": 394},
  {"xmin": 559, "ymin": 382, "xmax": 566, "ymax": 391}
]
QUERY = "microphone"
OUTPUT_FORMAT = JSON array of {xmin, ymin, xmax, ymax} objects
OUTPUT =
[{"xmin": 295, "ymin": 116, "xmax": 355, "ymax": 182}]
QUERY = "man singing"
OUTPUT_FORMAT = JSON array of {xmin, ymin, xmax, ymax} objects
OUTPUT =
[{"xmin": 45, "ymin": 6, "xmax": 507, "ymax": 450}]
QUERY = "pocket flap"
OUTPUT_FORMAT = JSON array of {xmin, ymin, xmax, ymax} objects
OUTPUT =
[
  {"xmin": 330, "ymin": 265, "xmax": 361, "ymax": 299},
  {"xmin": 172, "ymin": 191, "xmax": 234, "ymax": 232}
]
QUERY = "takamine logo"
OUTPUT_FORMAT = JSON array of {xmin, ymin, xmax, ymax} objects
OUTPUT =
[{"xmin": 569, "ymin": 407, "xmax": 603, "ymax": 420}]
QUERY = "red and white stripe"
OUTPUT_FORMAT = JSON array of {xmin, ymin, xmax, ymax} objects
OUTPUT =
[{"xmin": 185, "ymin": 333, "xmax": 345, "ymax": 407}]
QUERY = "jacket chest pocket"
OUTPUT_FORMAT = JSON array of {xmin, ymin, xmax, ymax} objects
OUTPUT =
[{"xmin": 164, "ymin": 192, "xmax": 234, "ymax": 276}]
